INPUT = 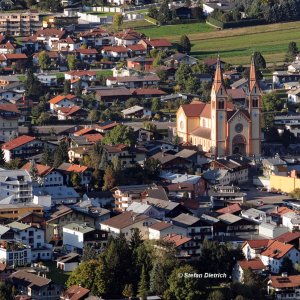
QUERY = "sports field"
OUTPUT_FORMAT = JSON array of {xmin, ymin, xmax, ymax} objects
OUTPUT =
[{"xmin": 138, "ymin": 21, "xmax": 300, "ymax": 65}]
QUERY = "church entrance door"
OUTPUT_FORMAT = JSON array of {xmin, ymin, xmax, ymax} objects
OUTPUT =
[{"xmin": 232, "ymin": 135, "xmax": 246, "ymax": 156}]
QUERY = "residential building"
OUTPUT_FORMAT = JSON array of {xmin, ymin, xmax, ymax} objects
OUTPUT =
[
  {"xmin": 260, "ymin": 240, "xmax": 300, "ymax": 273},
  {"xmin": 57, "ymin": 163, "xmax": 92, "ymax": 186},
  {"xmin": 268, "ymin": 274, "xmax": 300, "ymax": 300},
  {"xmin": 106, "ymin": 74, "xmax": 160, "ymax": 88},
  {"xmin": 163, "ymin": 234, "xmax": 201, "ymax": 258},
  {"xmin": 63, "ymin": 223, "xmax": 108, "ymax": 253},
  {"xmin": 262, "ymin": 157, "xmax": 288, "ymax": 177},
  {"xmin": 121, "ymin": 105, "xmax": 152, "ymax": 119},
  {"xmin": 0, "ymin": 12, "xmax": 44, "ymax": 36},
  {"xmin": 148, "ymin": 221, "xmax": 187, "ymax": 240},
  {"xmin": 35, "ymin": 28, "xmax": 66, "ymax": 51},
  {"xmin": 100, "ymin": 211, "xmax": 159, "ymax": 239},
  {"xmin": 61, "ymin": 285, "xmax": 90, "ymax": 300},
  {"xmin": 0, "ymin": 169, "xmax": 32, "ymax": 204},
  {"xmin": 56, "ymin": 253, "xmax": 80, "ymax": 272},
  {"xmin": 2, "ymin": 135, "xmax": 49, "ymax": 162},
  {"xmin": 0, "ymin": 241, "xmax": 31, "ymax": 266},
  {"xmin": 0, "ymin": 203, "xmax": 43, "ymax": 220},
  {"xmin": 282, "ymin": 212, "xmax": 300, "ymax": 231},
  {"xmin": 10, "ymin": 270, "xmax": 62, "ymax": 300},
  {"xmin": 232, "ymin": 259, "xmax": 266, "ymax": 282},
  {"xmin": 36, "ymin": 73, "xmax": 57, "ymax": 87},
  {"xmin": 0, "ymin": 103, "xmax": 19, "ymax": 142},
  {"xmin": 80, "ymin": 27, "xmax": 113, "ymax": 47},
  {"xmin": 242, "ymin": 239, "xmax": 274, "ymax": 260},
  {"xmin": 101, "ymin": 45, "xmax": 128, "ymax": 61},
  {"xmin": 48, "ymin": 94, "xmax": 82, "ymax": 113}
]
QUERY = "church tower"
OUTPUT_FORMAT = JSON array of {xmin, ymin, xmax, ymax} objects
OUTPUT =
[
  {"xmin": 248, "ymin": 56, "xmax": 261, "ymax": 156},
  {"xmin": 211, "ymin": 57, "xmax": 227, "ymax": 157}
]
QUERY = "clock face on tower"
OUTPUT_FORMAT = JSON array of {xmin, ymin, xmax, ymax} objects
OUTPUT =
[{"xmin": 235, "ymin": 123, "xmax": 243, "ymax": 133}]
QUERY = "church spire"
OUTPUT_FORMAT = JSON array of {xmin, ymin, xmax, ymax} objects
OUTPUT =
[
  {"xmin": 213, "ymin": 56, "xmax": 226, "ymax": 95},
  {"xmin": 249, "ymin": 55, "xmax": 260, "ymax": 92}
]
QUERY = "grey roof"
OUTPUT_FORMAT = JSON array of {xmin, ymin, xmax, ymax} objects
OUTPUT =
[
  {"xmin": 112, "ymin": 184, "xmax": 151, "ymax": 194},
  {"xmin": 0, "ymin": 169, "xmax": 31, "ymax": 184},
  {"xmin": 63, "ymin": 223, "xmax": 95, "ymax": 234},
  {"xmin": 262, "ymin": 157, "xmax": 286, "ymax": 166},
  {"xmin": 127, "ymin": 202, "xmax": 152, "ymax": 214},
  {"xmin": 202, "ymin": 169, "xmax": 229, "ymax": 181},
  {"xmin": 175, "ymin": 149, "xmax": 197, "ymax": 159},
  {"xmin": 33, "ymin": 186, "xmax": 79, "ymax": 199},
  {"xmin": 121, "ymin": 105, "xmax": 144, "ymax": 115},
  {"xmin": 230, "ymin": 77, "xmax": 248, "ymax": 88},
  {"xmin": 8, "ymin": 221, "xmax": 31, "ymax": 231},
  {"xmin": 218, "ymin": 213, "xmax": 242, "ymax": 224},
  {"xmin": 160, "ymin": 171, "xmax": 201, "ymax": 184},
  {"xmin": 144, "ymin": 198, "xmax": 178, "ymax": 211},
  {"xmin": 0, "ymin": 225, "xmax": 10, "ymax": 236},
  {"xmin": 172, "ymin": 213, "xmax": 200, "ymax": 226}
]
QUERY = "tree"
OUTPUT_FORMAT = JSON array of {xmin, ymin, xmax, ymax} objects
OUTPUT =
[
  {"xmin": 158, "ymin": 0, "xmax": 172, "ymax": 24},
  {"xmin": 165, "ymin": 265, "xmax": 203, "ymax": 300},
  {"xmin": 148, "ymin": 6, "xmax": 158, "ymax": 18},
  {"xmin": 207, "ymin": 290, "xmax": 224, "ymax": 300},
  {"xmin": 63, "ymin": 80, "xmax": 71, "ymax": 94},
  {"xmin": 253, "ymin": 51, "xmax": 266, "ymax": 69},
  {"xmin": 156, "ymin": 69, "xmax": 168, "ymax": 81},
  {"xmin": 175, "ymin": 64, "xmax": 192, "ymax": 90},
  {"xmin": 29, "ymin": 159, "xmax": 38, "ymax": 182},
  {"xmin": 38, "ymin": 51, "xmax": 50, "ymax": 71},
  {"xmin": 151, "ymin": 98, "xmax": 161, "ymax": 111},
  {"xmin": 262, "ymin": 92, "xmax": 285, "ymax": 112},
  {"xmin": 38, "ymin": 0, "xmax": 62, "ymax": 12},
  {"xmin": 67, "ymin": 54, "xmax": 76, "ymax": 71},
  {"xmin": 82, "ymin": 244, "xmax": 98, "ymax": 262},
  {"xmin": 285, "ymin": 41, "xmax": 298, "ymax": 62},
  {"xmin": 0, "ymin": 281, "xmax": 15, "ymax": 300},
  {"xmin": 24, "ymin": 68, "xmax": 43, "ymax": 101},
  {"xmin": 88, "ymin": 110, "xmax": 100, "ymax": 123},
  {"xmin": 186, "ymin": 76, "xmax": 199, "ymax": 93},
  {"xmin": 103, "ymin": 166, "xmax": 117, "ymax": 191},
  {"xmin": 178, "ymin": 35, "xmax": 191, "ymax": 54},
  {"xmin": 53, "ymin": 141, "xmax": 69, "ymax": 168},
  {"xmin": 70, "ymin": 172, "xmax": 81, "ymax": 187},
  {"xmin": 5, "ymin": 158, "xmax": 22, "ymax": 170},
  {"xmin": 123, "ymin": 284, "xmax": 134, "ymax": 299},
  {"xmin": 137, "ymin": 266, "xmax": 148, "ymax": 300},
  {"xmin": 102, "ymin": 124, "xmax": 135, "ymax": 146},
  {"xmin": 41, "ymin": 145, "xmax": 53, "ymax": 166},
  {"xmin": 113, "ymin": 13, "xmax": 123, "ymax": 31},
  {"xmin": 0, "ymin": 149, "xmax": 5, "ymax": 166},
  {"xmin": 37, "ymin": 112, "xmax": 50, "ymax": 125},
  {"xmin": 144, "ymin": 158, "xmax": 161, "ymax": 181},
  {"xmin": 280, "ymin": 256, "xmax": 295, "ymax": 274}
]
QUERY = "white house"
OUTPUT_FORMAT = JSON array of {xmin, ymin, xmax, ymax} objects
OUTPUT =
[
  {"xmin": 0, "ymin": 241, "xmax": 32, "ymax": 266},
  {"xmin": 36, "ymin": 73, "xmax": 57, "ymax": 87},
  {"xmin": 258, "ymin": 222, "xmax": 289, "ymax": 238},
  {"xmin": 100, "ymin": 211, "xmax": 158, "ymax": 239},
  {"xmin": 148, "ymin": 221, "xmax": 187, "ymax": 240},
  {"xmin": 121, "ymin": 105, "xmax": 152, "ymax": 119},
  {"xmin": 101, "ymin": 46, "xmax": 129, "ymax": 61},
  {"xmin": 287, "ymin": 88, "xmax": 300, "ymax": 103},
  {"xmin": 260, "ymin": 240, "xmax": 300, "ymax": 274},
  {"xmin": 282, "ymin": 212, "xmax": 300, "ymax": 231},
  {"xmin": 48, "ymin": 94, "xmax": 77, "ymax": 113},
  {"xmin": 242, "ymin": 239, "xmax": 274, "ymax": 260},
  {"xmin": 56, "ymin": 252, "xmax": 80, "ymax": 272},
  {"xmin": 232, "ymin": 259, "xmax": 266, "ymax": 283}
]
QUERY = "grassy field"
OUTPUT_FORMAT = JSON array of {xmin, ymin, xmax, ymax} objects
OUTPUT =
[
  {"xmin": 96, "ymin": 70, "xmax": 113, "ymax": 77},
  {"xmin": 138, "ymin": 22, "xmax": 213, "ymax": 38},
  {"xmin": 137, "ymin": 21, "xmax": 300, "ymax": 65},
  {"xmin": 87, "ymin": 11, "xmax": 116, "ymax": 17}
]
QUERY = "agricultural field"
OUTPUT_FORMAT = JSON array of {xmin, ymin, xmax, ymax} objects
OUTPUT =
[{"xmin": 138, "ymin": 21, "xmax": 300, "ymax": 65}]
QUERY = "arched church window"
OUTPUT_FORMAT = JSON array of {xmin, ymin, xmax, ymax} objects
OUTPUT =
[
  {"xmin": 252, "ymin": 98, "xmax": 258, "ymax": 108},
  {"xmin": 218, "ymin": 100, "xmax": 224, "ymax": 109}
]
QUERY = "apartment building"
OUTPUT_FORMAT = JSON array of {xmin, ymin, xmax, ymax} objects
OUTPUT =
[{"xmin": 0, "ymin": 12, "xmax": 44, "ymax": 36}]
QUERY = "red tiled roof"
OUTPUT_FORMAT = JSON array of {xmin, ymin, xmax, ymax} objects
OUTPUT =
[
  {"xmin": 22, "ymin": 162, "xmax": 53, "ymax": 177},
  {"xmin": 243, "ymin": 239, "xmax": 274, "ymax": 250},
  {"xmin": 36, "ymin": 28, "xmax": 66, "ymax": 38},
  {"xmin": 0, "ymin": 103, "xmax": 19, "ymax": 114},
  {"xmin": 62, "ymin": 285, "xmax": 90, "ymax": 300},
  {"xmin": 77, "ymin": 48, "xmax": 98, "ymax": 54},
  {"xmin": 2, "ymin": 135, "xmax": 35, "ymax": 150},
  {"xmin": 97, "ymin": 121, "xmax": 118, "ymax": 130},
  {"xmin": 149, "ymin": 222, "xmax": 172, "ymax": 231},
  {"xmin": 133, "ymin": 88, "xmax": 167, "ymax": 95},
  {"xmin": 276, "ymin": 232, "xmax": 300, "ymax": 244},
  {"xmin": 148, "ymin": 39, "xmax": 172, "ymax": 47},
  {"xmin": 270, "ymin": 275, "xmax": 300, "ymax": 288},
  {"xmin": 216, "ymin": 204, "xmax": 242, "ymax": 214},
  {"xmin": 66, "ymin": 164, "xmax": 88, "ymax": 173},
  {"xmin": 58, "ymin": 106, "xmax": 82, "ymax": 116},
  {"xmin": 181, "ymin": 102, "xmax": 206, "ymax": 117},
  {"xmin": 84, "ymin": 133, "xmax": 103, "ymax": 143},
  {"xmin": 48, "ymin": 94, "xmax": 76, "ymax": 105},
  {"xmin": 102, "ymin": 45, "xmax": 128, "ymax": 53},
  {"xmin": 127, "ymin": 44, "xmax": 146, "ymax": 51},
  {"xmin": 163, "ymin": 233, "xmax": 191, "ymax": 247},
  {"xmin": 270, "ymin": 206, "xmax": 293, "ymax": 216},
  {"xmin": 200, "ymin": 104, "xmax": 211, "ymax": 118},
  {"xmin": 115, "ymin": 29, "xmax": 142, "ymax": 40},
  {"xmin": 74, "ymin": 127, "xmax": 97, "ymax": 136},
  {"xmin": 261, "ymin": 240, "xmax": 294, "ymax": 259},
  {"xmin": 238, "ymin": 259, "xmax": 265, "ymax": 271},
  {"xmin": 0, "ymin": 53, "xmax": 27, "ymax": 61}
]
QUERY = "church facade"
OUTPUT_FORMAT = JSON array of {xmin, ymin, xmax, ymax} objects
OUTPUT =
[{"xmin": 176, "ymin": 58, "xmax": 261, "ymax": 157}]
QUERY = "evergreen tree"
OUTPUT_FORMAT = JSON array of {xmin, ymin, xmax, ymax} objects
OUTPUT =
[
  {"xmin": 253, "ymin": 51, "xmax": 266, "ymax": 69},
  {"xmin": 175, "ymin": 64, "xmax": 192, "ymax": 90},
  {"xmin": 158, "ymin": 0, "xmax": 172, "ymax": 24},
  {"xmin": 24, "ymin": 68, "xmax": 43, "ymax": 101},
  {"xmin": 63, "ymin": 80, "xmax": 71, "ymax": 94},
  {"xmin": 137, "ymin": 266, "xmax": 148, "ymax": 300},
  {"xmin": 122, "ymin": 284, "xmax": 134, "ymax": 299},
  {"xmin": 113, "ymin": 13, "xmax": 123, "ymax": 31},
  {"xmin": 70, "ymin": 172, "xmax": 81, "ymax": 187},
  {"xmin": 67, "ymin": 54, "xmax": 76, "ymax": 71},
  {"xmin": 53, "ymin": 141, "xmax": 69, "ymax": 168},
  {"xmin": 0, "ymin": 149, "xmax": 5, "ymax": 166},
  {"xmin": 286, "ymin": 41, "xmax": 298, "ymax": 62},
  {"xmin": 38, "ymin": 51, "xmax": 51, "ymax": 71},
  {"xmin": 41, "ymin": 145, "xmax": 53, "ymax": 166},
  {"xmin": 102, "ymin": 166, "xmax": 117, "ymax": 191},
  {"xmin": 178, "ymin": 35, "xmax": 191, "ymax": 54}
]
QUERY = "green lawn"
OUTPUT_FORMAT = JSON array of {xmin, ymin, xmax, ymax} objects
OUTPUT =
[
  {"xmin": 87, "ymin": 11, "xmax": 116, "ymax": 17},
  {"xmin": 137, "ymin": 20, "xmax": 300, "ymax": 65},
  {"xmin": 122, "ymin": 19, "xmax": 155, "ymax": 29},
  {"xmin": 138, "ymin": 22, "xmax": 213, "ymax": 38},
  {"xmin": 43, "ymin": 261, "xmax": 70, "ymax": 286},
  {"xmin": 96, "ymin": 70, "xmax": 113, "ymax": 77}
]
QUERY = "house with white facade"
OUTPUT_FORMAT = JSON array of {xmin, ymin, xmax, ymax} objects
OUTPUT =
[
  {"xmin": 100, "ymin": 211, "xmax": 158, "ymax": 240},
  {"xmin": 282, "ymin": 212, "xmax": 300, "ymax": 231},
  {"xmin": 56, "ymin": 252, "xmax": 80, "ymax": 272},
  {"xmin": 0, "ymin": 241, "xmax": 31, "ymax": 266},
  {"xmin": 148, "ymin": 221, "xmax": 187, "ymax": 240}
]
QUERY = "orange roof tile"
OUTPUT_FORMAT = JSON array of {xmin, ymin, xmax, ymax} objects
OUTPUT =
[
  {"xmin": 22, "ymin": 162, "xmax": 53, "ymax": 177},
  {"xmin": 238, "ymin": 258, "xmax": 265, "ymax": 270},
  {"xmin": 2, "ymin": 135, "xmax": 35, "ymax": 150},
  {"xmin": 181, "ymin": 102, "xmax": 206, "ymax": 117},
  {"xmin": 216, "ymin": 204, "xmax": 241, "ymax": 214},
  {"xmin": 261, "ymin": 240, "xmax": 294, "ymax": 259},
  {"xmin": 0, "ymin": 103, "xmax": 19, "ymax": 114},
  {"xmin": 74, "ymin": 127, "xmax": 95, "ymax": 136},
  {"xmin": 84, "ymin": 133, "xmax": 103, "ymax": 143},
  {"xmin": 66, "ymin": 164, "xmax": 88, "ymax": 173},
  {"xmin": 163, "ymin": 234, "xmax": 191, "ymax": 247},
  {"xmin": 62, "ymin": 285, "xmax": 90, "ymax": 300},
  {"xmin": 48, "ymin": 94, "xmax": 76, "ymax": 105},
  {"xmin": 276, "ymin": 231, "xmax": 300, "ymax": 243},
  {"xmin": 243, "ymin": 239, "xmax": 274, "ymax": 250},
  {"xmin": 270, "ymin": 275, "xmax": 300, "ymax": 288}
]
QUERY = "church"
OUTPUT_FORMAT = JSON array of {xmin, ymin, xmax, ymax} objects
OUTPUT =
[{"xmin": 176, "ymin": 57, "xmax": 261, "ymax": 157}]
